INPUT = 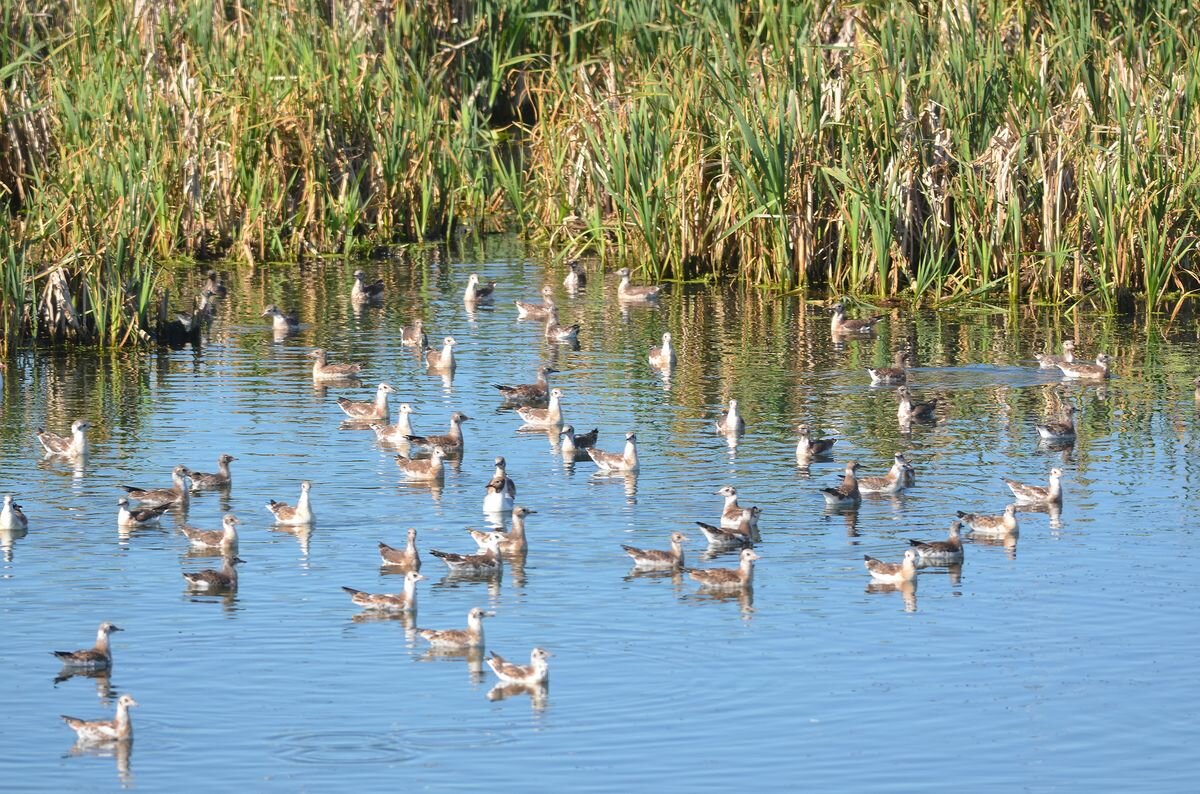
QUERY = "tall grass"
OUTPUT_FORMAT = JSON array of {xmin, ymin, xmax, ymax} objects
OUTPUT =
[{"xmin": 4, "ymin": 0, "xmax": 1200, "ymax": 349}]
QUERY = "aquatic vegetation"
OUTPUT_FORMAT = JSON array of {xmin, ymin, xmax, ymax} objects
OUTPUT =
[{"xmin": 4, "ymin": 0, "xmax": 1200, "ymax": 349}]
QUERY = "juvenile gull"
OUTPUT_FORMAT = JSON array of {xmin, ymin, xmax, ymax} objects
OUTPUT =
[
  {"xmin": 821, "ymin": 461, "xmax": 862, "ymax": 507},
  {"xmin": 830, "ymin": 301, "xmax": 883, "ymax": 335},
  {"xmin": 1057, "ymin": 353, "xmax": 1110, "ymax": 380},
  {"xmin": 1004, "ymin": 468, "xmax": 1064, "ymax": 505},
  {"xmin": 795, "ymin": 424, "xmax": 836, "ymax": 461},
  {"xmin": 37, "ymin": 419, "xmax": 91, "ymax": 458},
  {"xmin": 396, "ymin": 446, "xmax": 447, "ymax": 482},
  {"xmin": 622, "ymin": 531, "xmax": 688, "ymax": 570},
  {"xmin": 308, "ymin": 349, "xmax": 363, "ymax": 381},
  {"xmin": 864, "ymin": 548, "xmax": 919, "ymax": 583},
  {"xmin": 62, "ymin": 694, "xmax": 137, "ymax": 744},
  {"xmin": 53, "ymin": 622, "xmax": 122, "ymax": 670},
  {"xmin": 494, "ymin": 366, "xmax": 557, "ymax": 406},
  {"xmin": 418, "ymin": 606, "xmax": 493, "ymax": 649},
  {"xmin": 379, "ymin": 528, "xmax": 421, "ymax": 571},
  {"xmin": 586, "ymin": 431, "xmax": 640, "ymax": 473},
  {"xmin": 184, "ymin": 454, "xmax": 235, "ymax": 490},
  {"xmin": 487, "ymin": 647, "xmax": 551, "ymax": 686},
  {"xmin": 684, "ymin": 548, "xmax": 759, "ymax": 590},
  {"xmin": 267, "ymin": 480, "xmax": 314, "ymax": 526},
  {"xmin": 180, "ymin": 514, "xmax": 240, "ymax": 553},
  {"xmin": 616, "ymin": 267, "xmax": 663, "ymax": 302},
  {"xmin": 342, "ymin": 571, "xmax": 425, "ymax": 613},
  {"xmin": 351, "ymin": 269, "xmax": 385, "ymax": 304},
  {"xmin": 907, "ymin": 520, "xmax": 965, "ymax": 564},
  {"xmin": 0, "ymin": 494, "xmax": 28, "ymax": 531},
  {"xmin": 648, "ymin": 332, "xmax": 676, "ymax": 369},
  {"xmin": 182, "ymin": 555, "xmax": 244, "ymax": 591},
  {"xmin": 337, "ymin": 382, "xmax": 396, "ymax": 421}
]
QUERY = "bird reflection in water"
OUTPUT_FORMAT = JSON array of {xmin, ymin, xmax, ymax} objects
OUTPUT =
[
  {"xmin": 54, "ymin": 667, "xmax": 115, "ymax": 702},
  {"xmin": 417, "ymin": 645, "xmax": 487, "ymax": 683},
  {"xmin": 67, "ymin": 739, "xmax": 133, "ymax": 788},
  {"xmin": 866, "ymin": 579, "xmax": 918, "ymax": 612},
  {"xmin": 487, "ymin": 681, "xmax": 549, "ymax": 711},
  {"xmin": 823, "ymin": 505, "xmax": 859, "ymax": 538}
]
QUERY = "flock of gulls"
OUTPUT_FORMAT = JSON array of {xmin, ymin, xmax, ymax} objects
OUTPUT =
[{"xmin": 6, "ymin": 261, "xmax": 1110, "ymax": 752}]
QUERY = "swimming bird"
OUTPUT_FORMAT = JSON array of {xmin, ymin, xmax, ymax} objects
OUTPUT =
[
  {"xmin": 425, "ymin": 336, "xmax": 457, "ymax": 372},
  {"xmin": 266, "ymin": 480, "xmax": 314, "ymax": 526},
  {"xmin": 515, "ymin": 286, "xmax": 556, "ymax": 320},
  {"xmin": 830, "ymin": 301, "xmax": 883, "ymax": 335},
  {"xmin": 956, "ymin": 504, "xmax": 1019, "ymax": 536},
  {"xmin": 696, "ymin": 513, "xmax": 754, "ymax": 549},
  {"xmin": 53, "ymin": 622, "xmax": 122, "ymax": 670},
  {"xmin": 586, "ymin": 431, "xmax": 639, "ymax": 473},
  {"xmin": 418, "ymin": 606, "xmax": 492, "ymax": 648},
  {"xmin": 907, "ymin": 520, "xmax": 965, "ymax": 564},
  {"xmin": 463, "ymin": 273, "xmax": 496, "ymax": 303},
  {"xmin": 622, "ymin": 531, "xmax": 688, "ymax": 570},
  {"xmin": 648, "ymin": 331, "xmax": 676, "ymax": 369},
  {"xmin": 117, "ymin": 498, "xmax": 170, "ymax": 527},
  {"xmin": 470, "ymin": 505, "xmax": 536, "ymax": 554},
  {"xmin": 370, "ymin": 403, "xmax": 416, "ymax": 444},
  {"xmin": 62, "ymin": 694, "xmax": 137, "ymax": 744},
  {"xmin": 351, "ymin": 269, "xmax": 385, "ymax": 304},
  {"xmin": 336, "ymin": 382, "xmax": 397, "ymax": 421},
  {"xmin": 867, "ymin": 349, "xmax": 910, "ymax": 385},
  {"xmin": 487, "ymin": 647, "xmax": 551, "ymax": 686},
  {"xmin": 494, "ymin": 365, "xmax": 557, "ymax": 406},
  {"xmin": 1057, "ymin": 353, "xmax": 1110, "ymax": 380},
  {"xmin": 378, "ymin": 528, "xmax": 421, "ymax": 571},
  {"xmin": 429, "ymin": 532, "xmax": 504, "ymax": 573},
  {"xmin": 400, "ymin": 318, "xmax": 427, "ymax": 348},
  {"xmin": 184, "ymin": 454, "xmax": 235, "ymax": 490},
  {"xmin": 1004, "ymin": 468, "xmax": 1064, "ymax": 505},
  {"xmin": 1035, "ymin": 404, "xmax": 1076, "ymax": 441},
  {"xmin": 616, "ymin": 267, "xmax": 663, "ymax": 302},
  {"xmin": 1034, "ymin": 340, "xmax": 1076, "ymax": 369},
  {"xmin": 516, "ymin": 388, "xmax": 564, "ymax": 428},
  {"xmin": 564, "ymin": 259, "xmax": 586, "ymax": 290},
  {"xmin": 262, "ymin": 305, "xmax": 299, "ymax": 334},
  {"xmin": 119, "ymin": 465, "xmax": 190, "ymax": 508},
  {"xmin": 342, "ymin": 571, "xmax": 424, "ymax": 613},
  {"xmin": 685, "ymin": 548, "xmax": 759, "ymax": 590},
  {"xmin": 795, "ymin": 424, "xmax": 836, "ymax": 461},
  {"xmin": 0, "ymin": 494, "xmax": 28, "ymax": 531},
  {"xmin": 560, "ymin": 425, "xmax": 599, "ymax": 460},
  {"xmin": 858, "ymin": 453, "xmax": 910, "ymax": 495},
  {"xmin": 864, "ymin": 549, "xmax": 919, "ymax": 583},
  {"xmin": 180, "ymin": 514, "xmax": 240, "ymax": 553},
  {"xmin": 715, "ymin": 399, "xmax": 746, "ymax": 437},
  {"xmin": 205, "ymin": 269, "xmax": 227, "ymax": 297},
  {"xmin": 543, "ymin": 307, "xmax": 581, "ymax": 342},
  {"xmin": 896, "ymin": 386, "xmax": 938, "ymax": 424},
  {"xmin": 483, "ymin": 457, "xmax": 517, "ymax": 512},
  {"xmin": 37, "ymin": 419, "xmax": 91, "ymax": 458},
  {"xmin": 714, "ymin": 485, "xmax": 760, "ymax": 530},
  {"xmin": 182, "ymin": 555, "xmax": 244, "ymax": 591},
  {"xmin": 396, "ymin": 446, "xmax": 447, "ymax": 481},
  {"xmin": 405, "ymin": 412, "xmax": 469, "ymax": 453},
  {"xmin": 821, "ymin": 461, "xmax": 862, "ymax": 507},
  {"xmin": 308, "ymin": 349, "xmax": 364, "ymax": 381}
]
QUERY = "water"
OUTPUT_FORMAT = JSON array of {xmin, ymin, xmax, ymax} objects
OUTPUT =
[{"xmin": 2, "ymin": 240, "xmax": 1198, "ymax": 790}]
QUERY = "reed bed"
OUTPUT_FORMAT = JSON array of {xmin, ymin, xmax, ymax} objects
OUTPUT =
[{"xmin": 3, "ymin": 0, "xmax": 1199, "ymax": 348}]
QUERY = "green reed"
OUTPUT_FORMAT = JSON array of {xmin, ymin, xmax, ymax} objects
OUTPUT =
[{"xmin": 4, "ymin": 0, "xmax": 1200, "ymax": 348}]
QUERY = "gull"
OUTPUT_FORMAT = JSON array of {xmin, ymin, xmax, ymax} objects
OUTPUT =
[
  {"xmin": 864, "ymin": 549, "xmax": 919, "ymax": 583},
  {"xmin": 37, "ymin": 420, "xmax": 91, "ymax": 458},
  {"xmin": 622, "ymin": 531, "xmax": 688, "ymax": 570},
  {"xmin": 53, "ymin": 622, "xmax": 122, "ymax": 670},
  {"xmin": 342, "ymin": 571, "xmax": 425, "ymax": 612},
  {"xmin": 62, "ymin": 694, "xmax": 137, "ymax": 744}
]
